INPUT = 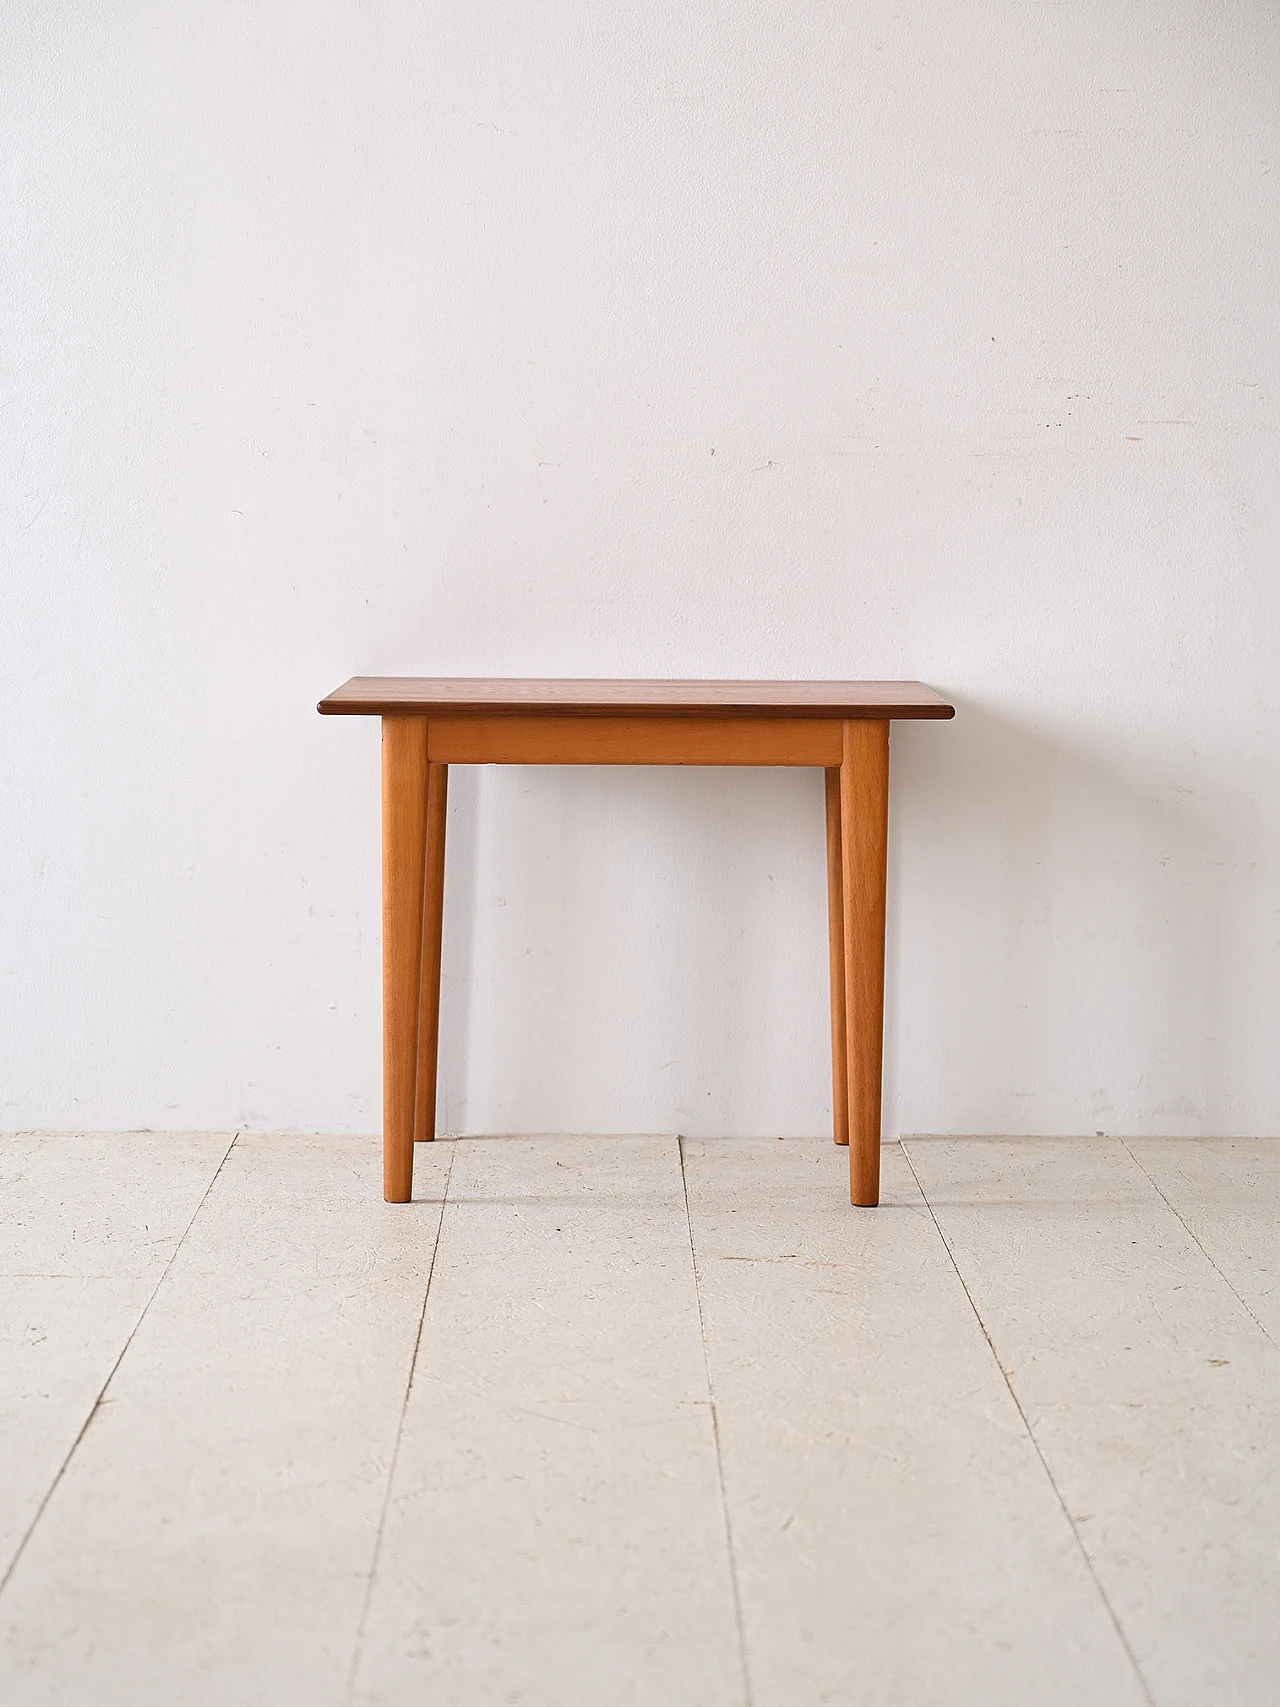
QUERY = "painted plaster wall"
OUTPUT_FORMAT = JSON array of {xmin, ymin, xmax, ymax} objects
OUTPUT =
[{"xmin": 3, "ymin": 2, "xmax": 1278, "ymax": 1136}]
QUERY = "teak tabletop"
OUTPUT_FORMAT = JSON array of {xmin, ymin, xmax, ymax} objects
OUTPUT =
[
  {"xmin": 319, "ymin": 676, "xmax": 954, "ymax": 718},
  {"xmin": 319, "ymin": 677, "xmax": 955, "ymax": 1206}
]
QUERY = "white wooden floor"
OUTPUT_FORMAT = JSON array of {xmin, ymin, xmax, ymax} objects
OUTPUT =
[{"xmin": 2, "ymin": 1134, "xmax": 1278, "ymax": 1706}]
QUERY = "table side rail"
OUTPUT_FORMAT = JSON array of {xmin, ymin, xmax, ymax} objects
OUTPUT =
[{"xmin": 425, "ymin": 714, "xmax": 844, "ymax": 766}]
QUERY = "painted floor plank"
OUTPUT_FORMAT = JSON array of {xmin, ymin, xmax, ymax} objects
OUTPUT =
[
  {"xmin": 0, "ymin": 1132, "xmax": 232, "ymax": 1583},
  {"xmin": 352, "ymin": 1136, "xmax": 744, "ymax": 1707},
  {"xmin": 683, "ymin": 1137, "xmax": 1146, "ymax": 1707},
  {"xmin": 0, "ymin": 1134, "xmax": 450, "ymax": 1707},
  {"xmin": 1127, "ymin": 1137, "xmax": 1280, "ymax": 1344},
  {"xmin": 906, "ymin": 1136, "xmax": 1280, "ymax": 1707}
]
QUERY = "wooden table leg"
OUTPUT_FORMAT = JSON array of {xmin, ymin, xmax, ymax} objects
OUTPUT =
[
  {"xmin": 414, "ymin": 762, "xmax": 448, "ymax": 1144},
  {"xmin": 839, "ymin": 719, "xmax": 890, "ymax": 1206},
  {"xmin": 824, "ymin": 768, "xmax": 849, "ymax": 1146},
  {"xmin": 382, "ymin": 716, "xmax": 429, "ymax": 1202}
]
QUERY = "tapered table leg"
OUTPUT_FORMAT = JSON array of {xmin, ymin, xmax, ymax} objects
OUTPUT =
[
  {"xmin": 839, "ymin": 719, "xmax": 890, "ymax": 1206},
  {"xmin": 825, "ymin": 768, "xmax": 849, "ymax": 1146},
  {"xmin": 382, "ymin": 716, "xmax": 429, "ymax": 1202},
  {"xmin": 414, "ymin": 762, "xmax": 448, "ymax": 1143}
]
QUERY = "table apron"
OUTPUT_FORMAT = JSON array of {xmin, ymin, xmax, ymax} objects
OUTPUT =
[{"xmin": 423, "ymin": 714, "xmax": 847, "ymax": 766}]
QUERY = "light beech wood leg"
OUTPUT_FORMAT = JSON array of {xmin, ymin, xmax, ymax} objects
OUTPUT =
[
  {"xmin": 414, "ymin": 763, "xmax": 448, "ymax": 1143},
  {"xmin": 824, "ymin": 768, "xmax": 849, "ymax": 1146},
  {"xmin": 382, "ymin": 716, "xmax": 430, "ymax": 1202},
  {"xmin": 840, "ymin": 720, "xmax": 890, "ymax": 1206}
]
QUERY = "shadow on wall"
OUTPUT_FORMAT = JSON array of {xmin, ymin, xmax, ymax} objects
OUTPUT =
[
  {"xmin": 430, "ymin": 701, "xmax": 1245, "ymax": 1142},
  {"xmin": 433, "ymin": 761, "xmax": 830, "ymax": 1139},
  {"xmin": 887, "ymin": 700, "xmax": 1237, "ymax": 1138}
]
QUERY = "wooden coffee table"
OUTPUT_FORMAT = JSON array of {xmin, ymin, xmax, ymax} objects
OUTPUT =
[{"xmin": 319, "ymin": 678, "xmax": 954, "ymax": 1205}]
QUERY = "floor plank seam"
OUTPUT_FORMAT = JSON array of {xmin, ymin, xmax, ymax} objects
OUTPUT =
[
  {"xmin": 1119, "ymin": 1137, "xmax": 1277, "ymax": 1350},
  {"xmin": 898, "ymin": 1139, "xmax": 1158, "ymax": 1707},
  {"xmin": 677, "ymin": 1135, "xmax": 755, "ymax": 1707},
  {"xmin": 0, "ymin": 1127, "xmax": 242, "ymax": 1604},
  {"xmin": 344, "ymin": 1140, "xmax": 457, "ymax": 1703}
]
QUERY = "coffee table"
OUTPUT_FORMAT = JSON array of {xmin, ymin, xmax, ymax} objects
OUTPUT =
[{"xmin": 318, "ymin": 678, "xmax": 954, "ymax": 1204}]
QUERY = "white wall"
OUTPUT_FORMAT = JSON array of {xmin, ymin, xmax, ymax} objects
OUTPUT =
[{"xmin": 4, "ymin": 2, "xmax": 1278, "ymax": 1138}]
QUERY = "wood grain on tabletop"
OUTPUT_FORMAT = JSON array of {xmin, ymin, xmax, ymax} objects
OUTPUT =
[{"xmin": 318, "ymin": 677, "xmax": 956, "ymax": 719}]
